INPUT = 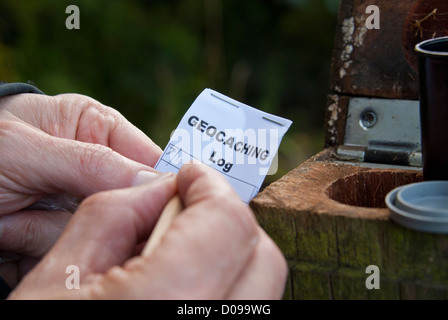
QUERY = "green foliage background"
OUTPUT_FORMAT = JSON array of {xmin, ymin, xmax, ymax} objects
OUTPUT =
[{"xmin": 0, "ymin": 0, "xmax": 338, "ymax": 186}]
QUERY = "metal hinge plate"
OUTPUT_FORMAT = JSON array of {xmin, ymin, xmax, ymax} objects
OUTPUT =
[{"xmin": 336, "ymin": 97, "xmax": 422, "ymax": 168}]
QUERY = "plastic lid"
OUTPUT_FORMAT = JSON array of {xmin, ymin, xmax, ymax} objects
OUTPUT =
[{"xmin": 385, "ymin": 181, "xmax": 448, "ymax": 233}]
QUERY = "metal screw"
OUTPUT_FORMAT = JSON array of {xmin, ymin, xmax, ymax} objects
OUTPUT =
[{"xmin": 360, "ymin": 109, "xmax": 377, "ymax": 129}]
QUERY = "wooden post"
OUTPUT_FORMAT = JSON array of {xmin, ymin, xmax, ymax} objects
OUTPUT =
[
  {"xmin": 251, "ymin": 149, "xmax": 448, "ymax": 300},
  {"xmin": 251, "ymin": 0, "xmax": 448, "ymax": 299}
]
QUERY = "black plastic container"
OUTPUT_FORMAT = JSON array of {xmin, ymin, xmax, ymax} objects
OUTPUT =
[{"xmin": 415, "ymin": 37, "xmax": 448, "ymax": 181}]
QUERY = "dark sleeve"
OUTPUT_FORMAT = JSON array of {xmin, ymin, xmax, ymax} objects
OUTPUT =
[
  {"xmin": 0, "ymin": 277, "xmax": 11, "ymax": 300},
  {"xmin": 0, "ymin": 81, "xmax": 44, "ymax": 299},
  {"xmin": 0, "ymin": 81, "xmax": 44, "ymax": 98}
]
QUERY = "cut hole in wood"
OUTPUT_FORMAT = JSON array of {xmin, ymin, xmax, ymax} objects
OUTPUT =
[{"xmin": 326, "ymin": 170, "xmax": 423, "ymax": 208}]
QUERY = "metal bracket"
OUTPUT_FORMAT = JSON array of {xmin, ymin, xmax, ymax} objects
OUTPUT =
[{"xmin": 336, "ymin": 97, "xmax": 422, "ymax": 167}]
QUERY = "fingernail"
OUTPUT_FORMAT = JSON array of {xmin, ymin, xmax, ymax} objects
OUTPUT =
[{"xmin": 132, "ymin": 171, "xmax": 159, "ymax": 187}]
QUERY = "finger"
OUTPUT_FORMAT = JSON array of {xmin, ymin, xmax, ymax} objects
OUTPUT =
[
  {"xmin": 0, "ymin": 256, "xmax": 39, "ymax": 291},
  {"xmin": 0, "ymin": 93, "xmax": 162, "ymax": 167},
  {"xmin": 0, "ymin": 210, "xmax": 72, "ymax": 257},
  {"xmin": 53, "ymin": 172, "xmax": 177, "ymax": 265},
  {"xmin": 225, "ymin": 227, "xmax": 288, "ymax": 300},
  {"xmin": 57, "ymin": 94, "xmax": 162, "ymax": 167},
  {"xmin": 87, "ymin": 163, "xmax": 260, "ymax": 299}
]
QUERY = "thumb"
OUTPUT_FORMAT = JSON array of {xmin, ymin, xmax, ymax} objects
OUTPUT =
[
  {"xmin": 38, "ymin": 137, "xmax": 157, "ymax": 195},
  {"xmin": 0, "ymin": 123, "xmax": 158, "ymax": 214},
  {"xmin": 8, "ymin": 173, "xmax": 177, "ymax": 299}
]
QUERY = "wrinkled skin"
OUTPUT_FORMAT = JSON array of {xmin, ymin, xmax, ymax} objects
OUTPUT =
[{"xmin": 0, "ymin": 93, "xmax": 287, "ymax": 299}]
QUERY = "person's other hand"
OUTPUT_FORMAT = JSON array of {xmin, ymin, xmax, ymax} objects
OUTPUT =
[
  {"xmin": 8, "ymin": 164, "xmax": 288, "ymax": 299},
  {"xmin": 0, "ymin": 93, "xmax": 162, "ymax": 287}
]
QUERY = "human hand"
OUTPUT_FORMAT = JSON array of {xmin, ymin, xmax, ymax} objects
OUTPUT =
[
  {"xmin": 0, "ymin": 93, "xmax": 162, "ymax": 287},
  {"xmin": 8, "ymin": 164, "xmax": 288, "ymax": 299}
]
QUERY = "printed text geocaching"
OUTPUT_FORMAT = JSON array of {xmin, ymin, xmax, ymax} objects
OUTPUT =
[{"xmin": 187, "ymin": 115, "xmax": 270, "ymax": 161}]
